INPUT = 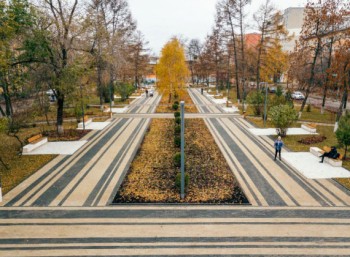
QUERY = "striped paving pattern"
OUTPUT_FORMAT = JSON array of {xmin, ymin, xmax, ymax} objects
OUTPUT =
[
  {"xmin": 188, "ymin": 88, "xmax": 350, "ymax": 207},
  {"xmin": 1, "ymin": 206, "xmax": 350, "ymax": 256},
  {"xmin": 1, "ymin": 94, "xmax": 161, "ymax": 207},
  {"xmin": 1, "ymin": 89, "xmax": 350, "ymax": 256}
]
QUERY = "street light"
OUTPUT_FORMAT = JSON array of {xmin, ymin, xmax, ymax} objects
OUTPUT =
[
  {"xmin": 79, "ymin": 83, "xmax": 85, "ymax": 131},
  {"xmin": 263, "ymin": 82, "xmax": 268, "ymax": 127}
]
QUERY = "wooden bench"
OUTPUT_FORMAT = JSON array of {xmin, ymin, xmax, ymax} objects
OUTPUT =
[
  {"xmin": 309, "ymin": 146, "xmax": 343, "ymax": 167},
  {"xmin": 23, "ymin": 134, "xmax": 48, "ymax": 153},
  {"xmin": 301, "ymin": 123, "xmax": 317, "ymax": 133}
]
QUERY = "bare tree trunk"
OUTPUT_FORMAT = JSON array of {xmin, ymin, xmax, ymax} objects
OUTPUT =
[
  {"xmin": 321, "ymin": 37, "xmax": 334, "ymax": 114},
  {"xmin": 240, "ymin": 12, "xmax": 246, "ymax": 101},
  {"xmin": 57, "ymin": 94, "xmax": 64, "ymax": 135},
  {"xmin": 228, "ymin": 15, "xmax": 240, "ymax": 101},
  {"xmin": 300, "ymin": 38, "xmax": 322, "ymax": 113},
  {"xmin": 0, "ymin": 105, "xmax": 5, "ymax": 117},
  {"xmin": 1, "ymin": 83, "xmax": 13, "ymax": 117},
  {"xmin": 0, "ymin": 156, "xmax": 9, "ymax": 170},
  {"xmin": 256, "ymin": 33, "xmax": 264, "ymax": 90}
]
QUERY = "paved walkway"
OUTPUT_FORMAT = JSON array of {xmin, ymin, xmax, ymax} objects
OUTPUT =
[
  {"xmin": 1, "ymin": 89, "xmax": 350, "ymax": 256},
  {"xmin": 115, "ymin": 113, "xmax": 240, "ymax": 118},
  {"xmin": 1, "ymin": 206, "xmax": 350, "ymax": 256},
  {"xmin": 1, "ymin": 93, "xmax": 161, "ymax": 207},
  {"xmin": 188, "ymin": 88, "xmax": 350, "ymax": 207}
]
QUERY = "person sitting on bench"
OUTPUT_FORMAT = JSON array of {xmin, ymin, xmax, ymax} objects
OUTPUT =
[{"xmin": 320, "ymin": 146, "xmax": 340, "ymax": 163}]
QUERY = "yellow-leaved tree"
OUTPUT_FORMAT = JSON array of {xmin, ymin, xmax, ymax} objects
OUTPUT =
[{"xmin": 156, "ymin": 37, "xmax": 189, "ymax": 103}]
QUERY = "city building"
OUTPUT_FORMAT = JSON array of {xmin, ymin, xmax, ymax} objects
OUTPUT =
[{"xmin": 282, "ymin": 7, "xmax": 305, "ymax": 52}]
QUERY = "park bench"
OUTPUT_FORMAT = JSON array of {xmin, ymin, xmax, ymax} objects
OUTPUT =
[
  {"xmin": 309, "ymin": 146, "xmax": 343, "ymax": 167},
  {"xmin": 23, "ymin": 134, "xmax": 48, "ymax": 153},
  {"xmin": 78, "ymin": 115, "xmax": 92, "ymax": 129},
  {"xmin": 301, "ymin": 123, "xmax": 317, "ymax": 133}
]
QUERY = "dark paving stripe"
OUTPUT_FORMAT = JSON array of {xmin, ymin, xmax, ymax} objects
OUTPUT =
[
  {"xmin": 90, "ymin": 95, "xmax": 160, "ymax": 205},
  {"xmin": 4, "ymin": 95, "xmax": 154, "ymax": 207},
  {"xmin": 106, "ymin": 119, "xmax": 152, "ymax": 205},
  {"xmin": 1, "ymin": 222, "xmax": 349, "ymax": 226},
  {"xmin": 219, "ymin": 119, "xmax": 298, "ymax": 206},
  {"xmin": 18, "ymin": 119, "xmax": 125, "ymax": 207},
  {"xmin": 232, "ymin": 118, "xmax": 334, "ymax": 207},
  {"xmin": 55, "ymin": 119, "xmax": 133, "ymax": 206},
  {"xmin": 210, "ymin": 119, "xmax": 286, "ymax": 206},
  {"xmin": 1, "ymin": 236, "xmax": 350, "ymax": 244},
  {"xmin": 6, "ymin": 253, "xmax": 344, "ymax": 257},
  {"xmin": 31, "ymin": 119, "xmax": 130, "ymax": 206},
  {"xmin": 189, "ymin": 89, "xmax": 259, "ymax": 205},
  {"xmin": 313, "ymin": 180, "xmax": 348, "ymax": 206},
  {"xmin": 2, "ymin": 209, "xmax": 350, "ymax": 219},
  {"xmin": 204, "ymin": 120, "xmax": 258, "ymax": 205},
  {"xmin": 85, "ymin": 120, "xmax": 146, "ymax": 206},
  {"xmin": 2, "ymin": 244, "xmax": 350, "ymax": 250},
  {"xmin": 4, "ymin": 156, "xmax": 70, "ymax": 207}
]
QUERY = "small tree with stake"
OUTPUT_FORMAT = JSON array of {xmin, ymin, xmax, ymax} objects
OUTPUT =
[
  {"xmin": 269, "ymin": 104, "xmax": 298, "ymax": 137},
  {"xmin": 335, "ymin": 113, "xmax": 350, "ymax": 159}
]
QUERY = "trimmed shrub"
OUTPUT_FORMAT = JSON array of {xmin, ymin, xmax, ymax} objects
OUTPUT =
[
  {"xmin": 175, "ymin": 172, "xmax": 189, "ymax": 191},
  {"xmin": 172, "ymin": 103, "xmax": 179, "ymax": 110},
  {"xmin": 174, "ymin": 111, "xmax": 180, "ymax": 118},
  {"xmin": 174, "ymin": 101, "xmax": 179, "ymax": 105},
  {"xmin": 174, "ymin": 125, "xmax": 181, "ymax": 134},
  {"xmin": 173, "ymin": 152, "xmax": 181, "ymax": 167},
  {"xmin": 174, "ymin": 136, "xmax": 181, "ymax": 147},
  {"xmin": 175, "ymin": 117, "xmax": 181, "ymax": 124}
]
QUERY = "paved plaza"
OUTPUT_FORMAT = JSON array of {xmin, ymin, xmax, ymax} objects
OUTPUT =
[{"xmin": 0, "ymin": 89, "xmax": 350, "ymax": 256}]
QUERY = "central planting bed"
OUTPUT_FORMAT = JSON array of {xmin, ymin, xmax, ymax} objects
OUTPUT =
[{"xmin": 113, "ymin": 91, "xmax": 248, "ymax": 204}]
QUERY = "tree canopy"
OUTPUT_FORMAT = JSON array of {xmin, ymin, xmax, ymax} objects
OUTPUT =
[{"xmin": 156, "ymin": 37, "xmax": 189, "ymax": 102}]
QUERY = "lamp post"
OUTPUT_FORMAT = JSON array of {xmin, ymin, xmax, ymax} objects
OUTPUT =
[
  {"xmin": 180, "ymin": 101, "xmax": 185, "ymax": 199},
  {"xmin": 109, "ymin": 82, "xmax": 113, "ymax": 118},
  {"xmin": 242, "ymin": 78, "xmax": 246, "ymax": 113},
  {"xmin": 263, "ymin": 83, "xmax": 268, "ymax": 127},
  {"xmin": 79, "ymin": 83, "xmax": 85, "ymax": 131}
]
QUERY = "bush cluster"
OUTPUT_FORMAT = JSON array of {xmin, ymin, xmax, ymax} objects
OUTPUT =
[{"xmin": 175, "ymin": 172, "xmax": 189, "ymax": 190}]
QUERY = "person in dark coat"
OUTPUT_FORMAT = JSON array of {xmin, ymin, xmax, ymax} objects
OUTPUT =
[
  {"xmin": 320, "ymin": 146, "xmax": 339, "ymax": 163},
  {"xmin": 274, "ymin": 136, "xmax": 283, "ymax": 161}
]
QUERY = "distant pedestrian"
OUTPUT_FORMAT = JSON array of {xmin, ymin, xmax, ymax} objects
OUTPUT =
[
  {"xmin": 274, "ymin": 136, "xmax": 283, "ymax": 161},
  {"xmin": 145, "ymin": 89, "xmax": 148, "ymax": 97}
]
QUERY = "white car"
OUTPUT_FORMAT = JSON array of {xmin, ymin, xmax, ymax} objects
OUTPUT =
[
  {"xmin": 149, "ymin": 89, "xmax": 154, "ymax": 97},
  {"xmin": 291, "ymin": 91, "xmax": 305, "ymax": 100}
]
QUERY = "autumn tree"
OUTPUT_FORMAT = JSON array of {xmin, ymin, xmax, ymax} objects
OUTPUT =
[
  {"xmin": 296, "ymin": 0, "xmax": 344, "ymax": 114},
  {"xmin": 156, "ymin": 37, "xmax": 189, "ymax": 103}
]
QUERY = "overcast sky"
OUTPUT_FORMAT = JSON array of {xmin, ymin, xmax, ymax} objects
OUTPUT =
[{"xmin": 128, "ymin": 0, "xmax": 307, "ymax": 55}]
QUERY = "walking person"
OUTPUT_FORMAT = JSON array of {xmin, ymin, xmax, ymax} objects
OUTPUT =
[
  {"xmin": 274, "ymin": 136, "xmax": 283, "ymax": 161},
  {"xmin": 145, "ymin": 89, "xmax": 148, "ymax": 97}
]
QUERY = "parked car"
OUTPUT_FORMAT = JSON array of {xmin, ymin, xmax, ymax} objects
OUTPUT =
[
  {"xmin": 268, "ymin": 87, "xmax": 277, "ymax": 93},
  {"xmin": 149, "ymin": 89, "xmax": 154, "ymax": 97},
  {"xmin": 291, "ymin": 91, "xmax": 305, "ymax": 100}
]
